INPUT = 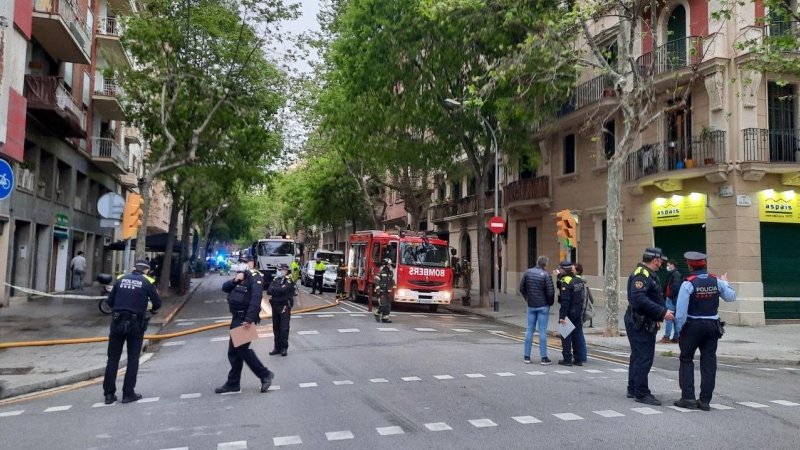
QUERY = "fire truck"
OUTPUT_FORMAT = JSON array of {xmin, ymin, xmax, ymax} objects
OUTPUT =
[{"xmin": 346, "ymin": 230, "xmax": 453, "ymax": 312}]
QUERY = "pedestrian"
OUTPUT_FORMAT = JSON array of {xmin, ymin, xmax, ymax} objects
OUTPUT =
[
  {"xmin": 102, "ymin": 260, "xmax": 162, "ymax": 405},
  {"xmin": 625, "ymin": 247, "xmax": 673, "ymax": 406},
  {"xmin": 216, "ymin": 254, "xmax": 274, "ymax": 394},
  {"xmin": 268, "ymin": 264, "xmax": 294, "ymax": 357},
  {"xmin": 310, "ymin": 257, "xmax": 326, "ymax": 295},
  {"xmin": 660, "ymin": 259, "xmax": 683, "ymax": 344},
  {"xmin": 373, "ymin": 258, "xmax": 395, "ymax": 323},
  {"xmin": 291, "ymin": 258, "xmax": 301, "ymax": 295},
  {"xmin": 673, "ymin": 251, "xmax": 737, "ymax": 411},
  {"xmin": 557, "ymin": 261, "xmax": 585, "ymax": 367},
  {"xmin": 335, "ymin": 259, "xmax": 347, "ymax": 299},
  {"xmin": 70, "ymin": 251, "xmax": 87, "ymax": 290},
  {"xmin": 519, "ymin": 255, "xmax": 555, "ymax": 365},
  {"xmin": 574, "ymin": 263, "xmax": 590, "ymax": 363}
]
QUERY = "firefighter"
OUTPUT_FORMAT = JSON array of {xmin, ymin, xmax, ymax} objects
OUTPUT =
[
  {"xmin": 310, "ymin": 257, "xmax": 326, "ymax": 295},
  {"xmin": 373, "ymin": 258, "xmax": 395, "ymax": 323},
  {"xmin": 336, "ymin": 260, "xmax": 347, "ymax": 299}
]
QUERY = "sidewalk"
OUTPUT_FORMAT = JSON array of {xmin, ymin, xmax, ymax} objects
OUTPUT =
[
  {"xmin": 445, "ymin": 291, "xmax": 800, "ymax": 365},
  {"xmin": 0, "ymin": 277, "xmax": 205, "ymax": 400}
]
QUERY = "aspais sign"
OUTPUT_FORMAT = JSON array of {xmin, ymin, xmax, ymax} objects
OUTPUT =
[
  {"xmin": 759, "ymin": 189, "xmax": 800, "ymax": 223},
  {"xmin": 651, "ymin": 193, "xmax": 707, "ymax": 227}
]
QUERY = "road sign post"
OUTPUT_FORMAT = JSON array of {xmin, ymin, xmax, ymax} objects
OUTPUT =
[{"xmin": 488, "ymin": 216, "xmax": 505, "ymax": 312}]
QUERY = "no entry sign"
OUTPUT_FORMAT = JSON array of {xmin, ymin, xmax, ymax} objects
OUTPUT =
[{"xmin": 488, "ymin": 216, "xmax": 506, "ymax": 234}]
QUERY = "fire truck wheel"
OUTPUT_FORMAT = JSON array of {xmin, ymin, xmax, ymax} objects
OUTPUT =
[
  {"xmin": 349, "ymin": 282, "xmax": 359, "ymax": 303},
  {"xmin": 428, "ymin": 305, "xmax": 439, "ymax": 313}
]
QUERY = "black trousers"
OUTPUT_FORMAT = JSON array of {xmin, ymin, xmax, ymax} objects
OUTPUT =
[
  {"xmin": 375, "ymin": 293, "xmax": 391, "ymax": 319},
  {"xmin": 103, "ymin": 314, "xmax": 145, "ymax": 396},
  {"xmin": 679, "ymin": 319, "xmax": 719, "ymax": 403},
  {"xmin": 271, "ymin": 301, "xmax": 291, "ymax": 351},
  {"xmin": 226, "ymin": 315, "xmax": 269, "ymax": 387},
  {"xmin": 561, "ymin": 314, "xmax": 583, "ymax": 362},
  {"xmin": 625, "ymin": 313, "xmax": 656, "ymax": 398},
  {"xmin": 312, "ymin": 275, "xmax": 324, "ymax": 294},
  {"xmin": 336, "ymin": 278, "xmax": 345, "ymax": 297}
]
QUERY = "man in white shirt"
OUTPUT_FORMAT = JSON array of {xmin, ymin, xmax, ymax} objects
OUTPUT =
[{"xmin": 71, "ymin": 251, "xmax": 87, "ymax": 291}]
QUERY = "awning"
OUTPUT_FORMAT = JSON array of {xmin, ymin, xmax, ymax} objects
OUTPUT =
[
  {"xmin": 105, "ymin": 232, "xmax": 183, "ymax": 252},
  {"xmin": 54, "ymin": 227, "xmax": 70, "ymax": 240}
]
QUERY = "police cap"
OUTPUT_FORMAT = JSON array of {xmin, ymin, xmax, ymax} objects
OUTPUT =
[
  {"xmin": 684, "ymin": 251, "xmax": 708, "ymax": 263},
  {"xmin": 661, "ymin": 255, "xmax": 669, "ymax": 262},
  {"xmin": 560, "ymin": 260, "xmax": 573, "ymax": 268},
  {"xmin": 643, "ymin": 247, "xmax": 664, "ymax": 260},
  {"xmin": 134, "ymin": 259, "xmax": 150, "ymax": 270},
  {"xmin": 239, "ymin": 254, "xmax": 253, "ymax": 263},
  {"xmin": 278, "ymin": 263, "xmax": 290, "ymax": 270}
]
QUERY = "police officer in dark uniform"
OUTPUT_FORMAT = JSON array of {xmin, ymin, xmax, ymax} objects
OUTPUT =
[
  {"xmin": 268, "ymin": 263, "xmax": 294, "ymax": 357},
  {"xmin": 674, "ymin": 251, "xmax": 737, "ymax": 411},
  {"xmin": 216, "ymin": 254, "xmax": 274, "ymax": 394},
  {"xmin": 103, "ymin": 260, "xmax": 162, "ymax": 405},
  {"xmin": 335, "ymin": 260, "xmax": 347, "ymax": 299},
  {"xmin": 557, "ymin": 261, "xmax": 586, "ymax": 367},
  {"xmin": 625, "ymin": 247, "xmax": 674, "ymax": 406},
  {"xmin": 374, "ymin": 258, "xmax": 395, "ymax": 323}
]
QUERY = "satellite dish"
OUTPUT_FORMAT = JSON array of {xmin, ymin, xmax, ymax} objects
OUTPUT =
[{"xmin": 97, "ymin": 193, "xmax": 126, "ymax": 219}]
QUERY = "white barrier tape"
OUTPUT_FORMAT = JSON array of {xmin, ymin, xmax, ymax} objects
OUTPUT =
[{"xmin": 2, "ymin": 281, "xmax": 106, "ymax": 300}]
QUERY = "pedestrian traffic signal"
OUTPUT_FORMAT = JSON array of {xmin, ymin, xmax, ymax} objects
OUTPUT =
[
  {"xmin": 121, "ymin": 193, "xmax": 144, "ymax": 240},
  {"xmin": 556, "ymin": 209, "xmax": 578, "ymax": 249}
]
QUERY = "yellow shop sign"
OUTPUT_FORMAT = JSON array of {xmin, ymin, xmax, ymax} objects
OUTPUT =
[
  {"xmin": 759, "ymin": 190, "xmax": 800, "ymax": 223},
  {"xmin": 652, "ymin": 193, "xmax": 706, "ymax": 227}
]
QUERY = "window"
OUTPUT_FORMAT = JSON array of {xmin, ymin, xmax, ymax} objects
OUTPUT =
[
  {"xmin": 452, "ymin": 180, "xmax": 462, "ymax": 199},
  {"xmin": 519, "ymin": 153, "xmax": 535, "ymax": 179},
  {"xmin": 603, "ymin": 121, "xmax": 616, "ymax": 160},
  {"xmin": 563, "ymin": 134, "xmax": 576, "ymax": 174},
  {"xmin": 486, "ymin": 167, "xmax": 496, "ymax": 191},
  {"xmin": 437, "ymin": 182, "xmax": 446, "ymax": 201},
  {"xmin": 63, "ymin": 63, "xmax": 73, "ymax": 89},
  {"xmin": 56, "ymin": 161, "xmax": 72, "ymax": 206},
  {"xmin": 467, "ymin": 177, "xmax": 476, "ymax": 196},
  {"xmin": 83, "ymin": 71, "xmax": 90, "ymax": 107},
  {"xmin": 372, "ymin": 243, "xmax": 381, "ymax": 266}
]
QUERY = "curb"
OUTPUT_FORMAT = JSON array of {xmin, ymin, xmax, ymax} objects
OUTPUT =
[
  {"xmin": 154, "ymin": 277, "xmax": 206, "ymax": 329},
  {"xmin": 443, "ymin": 305, "xmax": 800, "ymax": 366}
]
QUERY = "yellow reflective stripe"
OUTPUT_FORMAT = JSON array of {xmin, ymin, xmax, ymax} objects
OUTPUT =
[
  {"xmin": 562, "ymin": 276, "xmax": 572, "ymax": 284},
  {"xmin": 634, "ymin": 267, "xmax": 649, "ymax": 277}
]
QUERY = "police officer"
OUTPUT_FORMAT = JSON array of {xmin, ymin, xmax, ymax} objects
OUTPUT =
[
  {"xmin": 268, "ymin": 264, "xmax": 294, "ymax": 357},
  {"xmin": 291, "ymin": 258, "xmax": 301, "ymax": 295},
  {"xmin": 625, "ymin": 247, "xmax": 673, "ymax": 405},
  {"xmin": 335, "ymin": 260, "xmax": 347, "ymax": 299},
  {"xmin": 673, "ymin": 251, "xmax": 737, "ymax": 411},
  {"xmin": 102, "ymin": 260, "xmax": 162, "ymax": 405},
  {"xmin": 374, "ymin": 258, "xmax": 395, "ymax": 323},
  {"xmin": 557, "ymin": 261, "xmax": 585, "ymax": 367},
  {"xmin": 216, "ymin": 254, "xmax": 274, "ymax": 394},
  {"xmin": 311, "ymin": 257, "xmax": 326, "ymax": 295}
]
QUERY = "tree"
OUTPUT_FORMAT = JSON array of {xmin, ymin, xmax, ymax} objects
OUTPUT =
[
  {"xmin": 121, "ymin": 0, "xmax": 294, "ymax": 260},
  {"xmin": 315, "ymin": 0, "xmax": 573, "ymax": 306}
]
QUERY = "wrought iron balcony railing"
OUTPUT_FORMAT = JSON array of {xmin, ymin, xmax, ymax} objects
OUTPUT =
[
  {"xmin": 637, "ymin": 36, "xmax": 704, "ymax": 78},
  {"xmin": 624, "ymin": 130, "xmax": 726, "ymax": 182},
  {"xmin": 742, "ymin": 128, "xmax": 800, "ymax": 163}
]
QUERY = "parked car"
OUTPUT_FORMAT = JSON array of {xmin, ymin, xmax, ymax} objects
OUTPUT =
[{"xmin": 301, "ymin": 261, "xmax": 337, "ymax": 290}]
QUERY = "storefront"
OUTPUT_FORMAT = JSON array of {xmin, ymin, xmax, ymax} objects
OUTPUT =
[
  {"xmin": 651, "ymin": 193, "xmax": 708, "ymax": 285},
  {"xmin": 758, "ymin": 189, "xmax": 800, "ymax": 319}
]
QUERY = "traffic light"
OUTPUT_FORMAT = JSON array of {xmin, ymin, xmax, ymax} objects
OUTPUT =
[
  {"xmin": 121, "ymin": 193, "xmax": 144, "ymax": 240},
  {"xmin": 556, "ymin": 209, "xmax": 578, "ymax": 249}
]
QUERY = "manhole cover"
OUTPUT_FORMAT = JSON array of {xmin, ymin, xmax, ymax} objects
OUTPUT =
[{"xmin": 0, "ymin": 367, "xmax": 34, "ymax": 375}]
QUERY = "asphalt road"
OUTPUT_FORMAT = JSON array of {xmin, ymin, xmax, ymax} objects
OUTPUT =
[{"xmin": 1, "ymin": 276, "xmax": 799, "ymax": 449}]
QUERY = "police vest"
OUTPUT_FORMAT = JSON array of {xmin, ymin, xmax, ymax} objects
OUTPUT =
[
  {"xmin": 228, "ymin": 272, "xmax": 259, "ymax": 309},
  {"xmin": 314, "ymin": 263, "xmax": 326, "ymax": 274},
  {"xmin": 686, "ymin": 273, "xmax": 720, "ymax": 317}
]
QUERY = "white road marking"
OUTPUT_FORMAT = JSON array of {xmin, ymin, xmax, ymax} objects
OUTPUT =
[
  {"xmin": 667, "ymin": 406, "xmax": 699, "ymax": 413},
  {"xmin": 297, "ymin": 331, "xmax": 319, "ymax": 335},
  {"xmin": 333, "ymin": 380, "xmax": 354, "ymax": 385},
  {"xmin": 465, "ymin": 373, "xmax": 485, "ymax": 378},
  {"xmin": 594, "ymin": 410, "xmax": 625, "ymax": 418},
  {"xmin": 495, "ymin": 372, "xmax": 515, "ymax": 377},
  {"xmin": 176, "ymin": 322, "xmax": 196, "ymax": 326},
  {"xmin": 757, "ymin": 368, "xmax": 779, "ymax": 371},
  {"xmin": 771, "ymin": 400, "xmax": 800, "ymax": 406},
  {"xmin": 376, "ymin": 426, "xmax": 404, "ymax": 436},
  {"xmin": 710, "ymin": 404, "xmax": 735, "ymax": 410},
  {"xmin": 434, "ymin": 375, "xmax": 454, "ymax": 380},
  {"xmin": 370, "ymin": 378, "xmax": 389, "ymax": 383},
  {"xmin": 377, "ymin": 327, "xmax": 399, "ymax": 332},
  {"xmin": 512, "ymin": 416, "xmax": 542, "ymax": 424},
  {"xmin": 610, "ymin": 368, "xmax": 628, "ymax": 373},
  {"xmin": 44, "ymin": 405, "xmax": 72, "ymax": 412},
  {"xmin": 526, "ymin": 371, "xmax": 546, "ymax": 376},
  {"xmin": 402, "ymin": 376, "xmax": 422, "ymax": 381},
  {"xmin": 326, "ymin": 431, "xmax": 355, "ymax": 441},
  {"xmin": 180, "ymin": 393, "xmax": 201, "ymax": 399},
  {"xmin": 215, "ymin": 319, "xmax": 231, "ymax": 323},
  {"xmin": 737, "ymin": 402, "xmax": 769, "ymax": 408},
  {"xmin": 258, "ymin": 333, "xmax": 273, "ymax": 338},
  {"xmin": 217, "ymin": 441, "xmax": 247, "ymax": 450},
  {"xmin": 554, "ymin": 370, "xmax": 574, "ymax": 374},
  {"xmin": 719, "ymin": 363, "xmax": 740, "ymax": 368},
  {"xmin": 468, "ymin": 317, "xmax": 481, "ymax": 320},
  {"xmin": 273, "ymin": 436, "xmax": 303, "ymax": 446},
  {"xmin": 414, "ymin": 328, "xmax": 437, "ymax": 332},
  {"xmin": 268, "ymin": 386, "xmax": 281, "ymax": 391},
  {"xmin": 411, "ymin": 314, "xmax": 428, "ymax": 318},
  {"xmin": 0, "ymin": 410, "xmax": 24, "ymax": 417},
  {"xmin": 92, "ymin": 402, "xmax": 114, "ymax": 407},
  {"xmin": 338, "ymin": 328, "xmax": 360, "ymax": 333},
  {"xmin": 425, "ymin": 422, "xmax": 453, "ymax": 431},
  {"xmin": 221, "ymin": 391, "xmax": 241, "ymax": 395},
  {"xmin": 159, "ymin": 447, "xmax": 189, "ymax": 450},
  {"xmin": 784, "ymin": 367, "xmax": 800, "ymax": 371},
  {"xmin": 299, "ymin": 382, "xmax": 318, "ymax": 388},
  {"xmin": 584, "ymin": 369, "xmax": 603, "ymax": 374},
  {"xmin": 469, "ymin": 419, "xmax": 498, "ymax": 428},
  {"xmin": 138, "ymin": 397, "xmax": 160, "ymax": 403},
  {"xmin": 316, "ymin": 314, "xmax": 335, "ymax": 318},
  {"xmin": 162, "ymin": 341, "xmax": 186, "ymax": 347},
  {"xmin": 452, "ymin": 328, "xmax": 474, "ymax": 332},
  {"xmin": 553, "ymin": 413, "xmax": 583, "ymax": 421},
  {"xmin": 631, "ymin": 407, "xmax": 662, "ymax": 415},
  {"xmin": 349, "ymin": 314, "xmax": 366, "ymax": 317},
  {"xmin": 211, "ymin": 336, "xmax": 229, "ymax": 342}
]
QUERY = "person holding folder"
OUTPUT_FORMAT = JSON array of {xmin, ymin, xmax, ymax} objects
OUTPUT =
[
  {"xmin": 216, "ymin": 254, "xmax": 274, "ymax": 394},
  {"xmin": 557, "ymin": 261, "xmax": 585, "ymax": 367}
]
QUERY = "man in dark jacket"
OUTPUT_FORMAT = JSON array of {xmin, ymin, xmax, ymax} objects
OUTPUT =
[
  {"xmin": 216, "ymin": 254, "xmax": 274, "ymax": 394},
  {"xmin": 660, "ymin": 259, "xmax": 682, "ymax": 344},
  {"xmin": 558, "ymin": 261, "xmax": 585, "ymax": 367},
  {"xmin": 268, "ymin": 264, "xmax": 294, "ymax": 356},
  {"xmin": 519, "ymin": 255, "xmax": 555, "ymax": 365}
]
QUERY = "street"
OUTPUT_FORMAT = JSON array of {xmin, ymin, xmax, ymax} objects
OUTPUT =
[{"xmin": 1, "ymin": 277, "xmax": 798, "ymax": 449}]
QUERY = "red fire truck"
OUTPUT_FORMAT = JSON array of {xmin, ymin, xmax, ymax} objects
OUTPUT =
[{"xmin": 346, "ymin": 230, "xmax": 453, "ymax": 312}]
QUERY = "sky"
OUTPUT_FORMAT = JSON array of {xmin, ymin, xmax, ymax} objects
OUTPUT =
[{"xmin": 284, "ymin": 0, "xmax": 322, "ymax": 74}]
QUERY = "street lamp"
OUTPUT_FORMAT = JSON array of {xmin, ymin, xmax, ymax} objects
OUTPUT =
[{"xmin": 444, "ymin": 98, "xmax": 500, "ymax": 312}]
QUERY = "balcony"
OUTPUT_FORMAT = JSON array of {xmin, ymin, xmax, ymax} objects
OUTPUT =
[
  {"xmin": 91, "ymin": 137, "xmax": 128, "ymax": 175},
  {"xmin": 504, "ymin": 176, "xmax": 551, "ymax": 213},
  {"xmin": 530, "ymin": 74, "xmax": 618, "ymax": 137},
  {"xmin": 637, "ymin": 36, "xmax": 704, "ymax": 77},
  {"xmin": 742, "ymin": 129, "xmax": 800, "ymax": 185},
  {"xmin": 96, "ymin": 17, "xmax": 133, "ymax": 69},
  {"xmin": 767, "ymin": 21, "xmax": 799, "ymax": 39},
  {"xmin": 624, "ymin": 130, "xmax": 727, "ymax": 192},
  {"xmin": 32, "ymin": 0, "xmax": 91, "ymax": 64},
  {"xmin": 107, "ymin": 0, "xmax": 136, "ymax": 15},
  {"xmin": 23, "ymin": 75, "xmax": 87, "ymax": 138},
  {"xmin": 124, "ymin": 126, "xmax": 141, "ymax": 145},
  {"xmin": 118, "ymin": 173, "xmax": 139, "ymax": 190},
  {"xmin": 92, "ymin": 77, "xmax": 126, "ymax": 120},
  {"xmin": 431, "ymin": 192, "xmax": 500, "ymax": 222}
]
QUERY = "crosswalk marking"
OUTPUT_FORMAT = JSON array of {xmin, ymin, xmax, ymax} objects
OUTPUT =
[
  {"xmin": 452, "ymin": 328, "xmax": 474, "ymax": 332},
  {"xmin": 349, "ymin": 314, "xmax": 366, "ymax": 317},
  {"xmin": 162, "ymin": 341, "xmax": 186, "ymax": 347},
  {"xmin": 299, "ymin": 382, "xmax": 318, "ymax": 388},
  {"xmin": 469, "ymin": 419, "xmax": 498, "ymax": 428},
  {"xmin": 376, "ymin": 426, "xmax": 404, "ymax": 436},
  {"xmin": 737, "ymin": 402, "xmax": 769, "ymax": 408},
  {"xmin": 757, "ymin": 368, "xmax": 779, "ymax": 371},
  {"xmin": 377, "ymin": 327, "xmax": 399, "ymax": 332},
  {"xmin": 159, "ymin": 447, "xmax": 189, "ymax": 450},
  {"xmin": 44, "ymin": 405, "xmax": 72, "ymax": 413},
  {"xmin": 217, "ymin": 441, "xmax": 247, "ymax": 450},
  {"xmin": 402, "ymin": 376, "xmax": 422, "ymax": 381},
  {"xmin": 631, "ymin": 407, "xmax": 662, "ymax": 415},
  {"xmin": 526, "ymin": 371, "xmax": 546, "ymax": 376},
  {"xmin": 434, "ymin": 375, "xmax": 454, "ymax": 380},
  {"xmin": 553, "ymin": 413, "xmax": 583, "ymax": 421},
  {"xmin": 273, "ymin": 436, "xmax": 302, "ymax": 446},
  {"xmin": 180, "ymin": 393, "xmax": 201, "ymax": 399},
  {"xmin": 411, "ymin": 314, "xmax": 428, "ymax": 317},
  {"xmin": 593, "ymin": 410, "xmax": 625, "ymax": 418},
  {"xmin": 333, "ymin": 380, "xmax": 354, "ymax": 385},
  {"xmin": 326, "ymin": 430, "xmax": 354, "ymax": 441},
  {"xmin": 512, "ymin": 415, "xmax": 542, "ymax": 424},
  {"xmin": 139, "ymin": 397, "xmax": 160, "ymax": 403},
  {"xmin": 465, "ymin": 373, "xmax": 485, "ymax": 378},
  {"xmin": 495, "ymin": 372, "xmax": 515, "ymax": 377},
  {"xmin": 425, "ymin": 422, "xmax": 453, "ymax": 431},
  {"xmin": 317, "ymin": 314, "xmax": 335, "ymax": 318},
  {"xmin": 297, "ymin": 331, "xmax": 319, "ymax": 335},
  {"xmin": 92, "ymin": 402, "xmax": 114, "ymax": 408},
  {"xmin": 338, "ymin": 328, "xmax": 360, "ymax": 333},
  {"xmin": 0, "ymin": 410, "xmax": 24, "ymax": 417},
  {"xmin": 667, "ymin": 405, "xmax": 699, "ymax": 413},
  {"xmin": 584, "ymin": 369, "xmax": 603, "ymax": 374},
  {"xmin": 210, "ymin": 336, "xmax": 229, "ymax": 342},
  {"xmin": 554, "ymin": 370, "xmax": 574, "ymax": 374},
  {"xmin": 710, "ymin": 404, "xmax": 735, "ymax": 410},
  {"xmin": 370, "ymin": 378, "xmax": 389, "ymax": 383},
  {"xmin": 771, "ymin": 400, "xmax": 800, "ymax": 406},
  {"xmin": 784, "ymin": 368, "xmax": 800, "ymax": 371},
  {"xmin": 268, "ymin": 386, "xmax": 281, "ymax": 391},
  {"xmin": 221, "ymin": 390, "xmax": 241, "ymax": 395},
  {"xmin": 176, "ymin": 322, "xmax": 196, "ymax": 326},
  {"xmin": 610, "ymin": 368, "xmax": 628, "ymax": 373},
  {"xmin": 414, "ymin": 328, "xmax": 437, "ymax": 332}
]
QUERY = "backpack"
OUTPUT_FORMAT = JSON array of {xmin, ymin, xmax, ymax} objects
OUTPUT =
[{"xmin": 581, "ymin": 283, "xmax": 594, "ymax": 324}]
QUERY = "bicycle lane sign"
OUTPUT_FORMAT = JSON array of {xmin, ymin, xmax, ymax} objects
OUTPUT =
[{"xmin": 0, "ymin": 159, "xmax": 14, "ymax": 201}]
